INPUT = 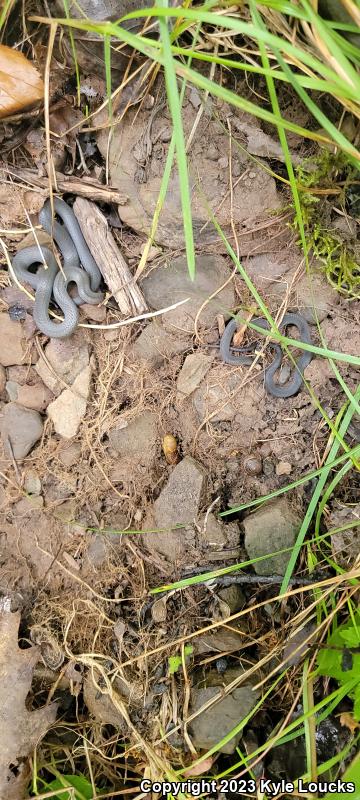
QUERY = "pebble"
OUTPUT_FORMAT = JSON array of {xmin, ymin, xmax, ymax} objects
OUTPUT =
[
  {"xmin": 176, "ymin": 353, "xmax": 213, "ymax": 397},
  {"xmin": 276, "ymin": 461, "xmax": 292, "ymax": 476},
  {"xmin": 243, "ymin": 455, "xmax": 263, "ymax": 476},
  {"xmin": 207, "ymin": 145, "xmax": 218, "ymax": 161},
  {"xmin": 35, "ymin": 331, "xmax": 90, "ymax": 396},
  {"xmin": 57, "ymin": 441, "xmax": 82, "ymax": 467},
  {"xmin": 0, "ymin": 313, "xmax": 36, "ymax": 367},
  {"xmin": 6, "ymin": 380, "xmax": 53, "ymax": 412},
  {"xmin": 243, "ymin": 497, "xmax": 301, "ymax": 576},
  {"xmin": 24, "ymin": 470, "xmax": 42, "ymax": 496},
  {"xmin": 47, "ymin": 365, "xmax": 91, "ymax": 439},
  {"xmin": 1, "ymin": 403, "xmax": 43, "ymax": 460},
  {"xmin": 80, "ymin": 303, "xmax": 107, "ymax": 323}
]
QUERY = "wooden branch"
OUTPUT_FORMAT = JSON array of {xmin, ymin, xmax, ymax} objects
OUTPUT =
[
  {"xmin": 73, "ymin": 197, "xmax": 148, "ymax": 316},
  {"xmin": 1, "ymin": 166, "xmax": 127, "ymax": 206}
]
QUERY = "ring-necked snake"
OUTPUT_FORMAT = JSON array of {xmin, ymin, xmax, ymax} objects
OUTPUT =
[
  {"xmin": 220, "ymin": 313, "xmax": 313, "ymax": 398},
  {"xmin": 11, "ymin": 197, "xmax": 104, "ymax": 338}
]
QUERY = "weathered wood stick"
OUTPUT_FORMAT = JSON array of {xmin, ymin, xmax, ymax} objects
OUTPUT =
[
  {"xmin": 73, "ymin": 197, "xmax": 148, "ymax": 316},
  {"xmin": 2, "ymin": 166, "xmax": 127, "ymax": 206}
]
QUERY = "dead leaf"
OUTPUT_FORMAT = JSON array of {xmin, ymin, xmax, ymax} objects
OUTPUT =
[
  {"xmin": 339, "ymin": 712, "xmax": 360, "ymax": 734},
  {"xmin": 0, "ymin": 45, "xmax": 43, "ymax": 119},
  {"xmin": 0, "ymin": 609, "xmax": 57, "ymax": 800},
  {"xmin": 184, "ymin": 756, "xmax": 214, "ymax": 777}
]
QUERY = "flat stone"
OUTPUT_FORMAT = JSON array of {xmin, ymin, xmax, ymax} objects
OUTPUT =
[
  {"xmin": 143, "ymin": 456, "xmax": 206, "ymax": 562},
  {"xmin": 24, "ymin": 469, "xmax": 42, "ymax": 496},
  {"xmin": 177, "ymin": 353, "xmax": 213, "ymax": 397},
  {"xmin": 80, "ymin": 303, "xmax": 107, "ymax": 322},
  {"xmin": 193, "ymin": 627, "xmax": 246, "ymax": 656},
  {"xmin": 35, "ymin": 330, "xmax": 90, "ymax": 396},
  {"xmin": 6, "ymin": 380, "xmax": 53, "ymax": 412},
  {"xmin": 85, "ymin": 534, "xmax": 108, "ymax": 569},
  {"xmin": 243, "ymin": 497, "xmax": 301, "ymax": 576},
  {"xmin": 189, "ymin": 667, "xmax": 258, "ymax": 754},
  {"xmin": 193, "ymin": 367, "xmax": 261, "ymax": 424},
  {"xmin": 141, "ymin": 255, "xmax": 234, "ymax": 334},
  {"xmin": 57, "ymin": 441, "xmax": 82, "ymax": 467},
  {"xmin": 108, "ymin": 411, "xmax": 157, "ymax": 482},
  {"xmin": 0, "ymin": 313, "xmax": 36, "ymax": 367},
  {"xmin": 295, "ymin": 272, "xmax": 339, "ymax": 323},
  {"xmin": 47, "ymin": 365, "xmax": 91, "ymax": 439},
  {"xmin": 131, "ymin": 320, "xmax": 188, "ymax": 367},
  {"xmin": 1, "ymin": 403, "xmax": 43, "ymax": 460},
  {"xmin": 201, "ymin": 512, "xmax": 227, "ymax": 547},
  {"xmin": 217, "ymin": 585, "xmax": 245, "ymax": 614}
]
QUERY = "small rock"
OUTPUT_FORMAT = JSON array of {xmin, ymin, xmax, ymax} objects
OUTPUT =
[
  {"xmin": 57, "ymin": 441, "xmax": 82, "ymax": 467},
  {"xmin": 1, "ymin": 285, "xmax": 37, "ymax": 312},
  {"xmin": 140, "ymin": 255, "xmax": 234, "ymax": 333},
  {"xmin": 151, "ymin": 596, "xmax": 167, "ymax": 623},
  {"xmin": 194, "ymin": 627, "xmax": 245, "ymax": 655},
  {"xmin": 47, "ymin": 364, "xmax": 91, "ymax": 439},
  {"xmin": 218, "ymin": 156, "xmax": 228, "ymax": 169},
  {"xmin": 24, "ymin": 470, "xmax": 41, "ymax": 496},
  {"xmin": 328, "ymin": 503, "xmax": 360, "ymax": 569},
  {"xmin": 0, "ymin": 313, "xmax": 36, "ymax": 367},
  {"xmin": 85, "ymin": 534, "xmax": 108, "ymax": 569},
  {"xmin": 276, "ymin": 461, "xmax": 292, "ymax": 476},
  {"xmin": 142, "ymin": 456, "xmax": 206, "ymax": 562},
  {"xmin": 109, "ymin": 411, "xmax": 157, "ymax": 482},
  {"xmin": 6, "ymin": 380, "xmax": 53, "ymax": 412},
  {"xmin": 189, "ymin": 87, "xmax": 202, "ymax": 108},
  {"xmin": 80, "ymin": 303, "xmax": 107, "ymax": 322},
  {"xmin": 243, "ymin": 497, "xmax": 301, "ymax": 576},
  {"xmin": 189, "ymin": 667, "xmax": 259, "ymax": 754},
  {"xmin": 131, "ymin": 320, "xmax": 188, "ymax": 367},
  {"xmin": 1, "ymin": 403, "xmax": 43, "ymax": 460},
  {"xmin": 177, "ymin": 353, "xmax": 213, "ymax": 397},
  {"xmin": 193, "ymin": 369, "xmax": 260, "ymax": 423},
  {"xmin": 83, "ymin": 673, "xmax": 128, "ymax": 730},
  {"xmin": 0, "ymin": 365, "xmax": 5, "ymax": 395},
  {"xmin": 243, "ymin": 455, "xmax": 263, "ymax": 476},
  {"xmin": 13, "ymin": 495, "xmax": 44, "ymax": 512},
  {"xmin": 202, "ymin": 512, "xmax": 227, "ymax": 547},
  {"xmin": 218, "ymin": 585, "xmax": 245, "ymax": 614},
  {"xmin": 296, "ymin": 272, "xmax": 339, "ymax": 323},
  {"xmin": 207, "ymin": 144, "xmax": 218, "ymax": 160},
  {"xmin": 35, "ymin": 331, "xmax": 90, "ymax": 396}
]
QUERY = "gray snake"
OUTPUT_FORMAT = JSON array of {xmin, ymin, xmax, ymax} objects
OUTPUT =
[
  {"xmin": 12, "ymin": 197, "xmax": 104, "ymax": 338},
  {"xmin": 220, "ymin": 313, "xmax": 313, "ymax": 398}
]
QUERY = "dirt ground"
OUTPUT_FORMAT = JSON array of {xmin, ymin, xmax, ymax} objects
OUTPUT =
[{"xmin": 0, "ymin": 41, "xmax": 359, "ymax": 798}]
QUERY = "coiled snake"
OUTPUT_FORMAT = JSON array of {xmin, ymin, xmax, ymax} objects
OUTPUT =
[{"xmin": 12, "ymin": 197, "xmax": 104, "ymax": 338}]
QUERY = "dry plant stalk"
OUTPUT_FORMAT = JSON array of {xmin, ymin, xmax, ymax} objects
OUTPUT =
[{"xmin": 73, "ymin": 197, "xmax": 148, "ymax": 316}]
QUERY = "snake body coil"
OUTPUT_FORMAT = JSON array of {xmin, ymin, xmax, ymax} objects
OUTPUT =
[
  {"xmin": 220, "ymin": 313, "xmax": 313, "ymax": 398},
  {"xmin": 12, "ymin": 197, "xmax": 104, "ymax": 338}
]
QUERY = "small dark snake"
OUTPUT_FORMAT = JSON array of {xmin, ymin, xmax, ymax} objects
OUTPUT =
[
  {"xmin": 11, "ymin": 197, "xmax": 104, "ymax": 338},
  {"xmin": 220, "ymin": 313, "xmax": 313, "ymax": 398}
]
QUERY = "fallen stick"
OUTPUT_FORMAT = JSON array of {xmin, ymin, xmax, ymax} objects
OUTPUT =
[
  {"xmin": 73, "ymin": 196, "xmax": 148, "ymax": 316},
  {"xmin": 2, "ymin": 166, "xmax": 127, "ymax": 206}
]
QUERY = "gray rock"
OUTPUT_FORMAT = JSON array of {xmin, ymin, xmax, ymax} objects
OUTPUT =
[
  {"xmin": 193, "ymin": 627, "xmax": 246, "ymax": 656},
  {"xmin": 243, "ymin": 498, "xmax": 301, "ymax": 576},
  {"xmin": 189, "ymin": 667, "xmax": 258, "ymax": 754},
  {"xmin": 1, "ymin": 403, "xmax": 43, "ymax": 460},
  {"xmin": 24, "ymin": 470, "xmax": 42, "ymax": 496},
  {"xmin": 328, "ymin": 503, "xmax": 360, "ymax": 569},
  {"xmin": 217, "ymin": 585, "xmax": 245, "ymax": 614},
  {"xmin": 177, "ymin": 353, "xmax": 213, "ymax": 397},
  {"xmin": 193, "ymin": 367, "xmax": 261, "ymax": 423},
  {"xmin": 109, "ymin": 411, "xmax": 157, "ymax": 483},
  {"xmin": 141, "ymin": 255, "xmax": 234, "ymax": 333},
  {"xmin": 295, "ymin": 272, "xmax": 339, "ymax": 323},
  {"xmin": 35, "ymin": 331, "xmax": 90, "ymax": 396},
  {"xmin": 142, "ymin": 456, "xmax": 206, "ymax": 562},
  {"xmin": 131, "ymin": 320, "xmax": 188, "ymax": 367},
  {"xmin": 5, "ymin": 380, "xmax": 53, "ymax": 412},
  {"xmin": 47, "ymin": 365, "xmax": 91, "ymax": 439},
  {"xmin": 57, "ymin": 441, "xmax": 82, "ymax": 467},
  {"xmin": 85, "ymin": 534, "xmax": 108, "ymax": 569}
]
